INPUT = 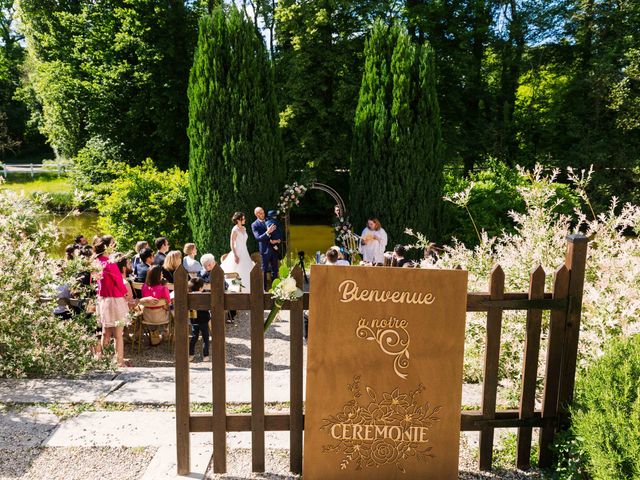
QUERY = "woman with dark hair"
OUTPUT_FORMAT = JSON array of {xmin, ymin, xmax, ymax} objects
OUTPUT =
[
  {"xmin": 64, "ymin": 244, "xmax": 77, "ymax": 261},
  {"xmin": 141, "ymin": 265, "xmax": 171, "ymax": 308},
  {"xmin": 360, "ymin": 217, "xmax": 388, "ymax": 264},
  {"xmin": 141, "ymin": 265, "xmax": 171, "ymax": 345},
  {"xmin": 220, "ymin": 211, "xmax": 254, "ymax": 292}
]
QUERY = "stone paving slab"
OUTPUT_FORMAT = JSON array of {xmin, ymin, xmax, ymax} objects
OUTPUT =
[
  {"xmin": 0, "ymin": 406, "xmax": 59, "ymax": 447},
  {"xmin": 45, "ymin": 411, "xmax": 289, "ymax": 449},
  {"xmin": 0, "ymin": 378, "xmax": 123, "ymax": 404},
  {"xmin": 142, "ymin": 445, "xmax": 210, "ymax": 480},
  {"xmin": 106, "ymin": 367, "xmax": 295, "ymax": 404}
]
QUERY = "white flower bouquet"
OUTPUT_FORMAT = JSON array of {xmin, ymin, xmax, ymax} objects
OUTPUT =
[{"xmin": 264, "ymin": 265, "xmax": 304, "ymax": 333}]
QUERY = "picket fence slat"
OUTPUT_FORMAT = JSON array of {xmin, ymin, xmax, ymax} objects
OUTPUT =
[
  {"xmin": 479, "ymin": 265, "xmax": 505, "ymax": 470},
  {"xmin": 250, "ymin": 264, "xmax": 266, "ymax": 472},
  {"xmin": 289, "ymin": 266, "xmax": 304, "ymax": 474},
  {"xmin": 517, "ymin": 265, "xmax": 546, "ymax": 469},
  {"xmin": 173, "ymin": 235, "xmax": 588, "ymax": 476},
  {"xmin": 538, "ymin": 265, "xmax": 570, "ymax": 467},
  {"xmin": 211, "ymin": 265, "xmax": 227, "ymax": 473},
  {"xmin": 174, "ymin": 265, "xmax": 191, "ymax": 475}
]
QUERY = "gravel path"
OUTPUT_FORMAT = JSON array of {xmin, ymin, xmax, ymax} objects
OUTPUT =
[
  {"xmin": 0, "ymin": 446, "xmax": 155, "ymax": 480},
  {"xmin": 127, "ymin": 310, "xmax": 300, "ymax": 370}
]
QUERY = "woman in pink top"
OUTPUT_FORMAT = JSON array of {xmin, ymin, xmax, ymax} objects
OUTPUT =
[
  {"xmin": 141, "ymin": 265, "xmax": 172, "ymax": 306},
  {"xmin": 94, "ymin": 239, "xmax": 129, "ymax": 367}
]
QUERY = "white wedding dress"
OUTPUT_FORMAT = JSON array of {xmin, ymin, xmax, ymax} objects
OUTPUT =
[{"xmin": 220, "ymin": 226, "xmax": 255, "ymax": 292}]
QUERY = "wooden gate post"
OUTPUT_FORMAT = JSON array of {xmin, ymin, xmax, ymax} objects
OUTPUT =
[
  {"xmin": 211, "ymin": 265, "xmax": 227, "ymax": 473},
  {"xmin": 174, "ymin": 265, "xmax": 191, "ymax": 475},
  {"xmin": 557, "ymin": 234, "xmax": 588, "ymax": 426}
]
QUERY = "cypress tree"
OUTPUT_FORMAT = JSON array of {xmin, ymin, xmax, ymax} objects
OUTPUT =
[
  {"xmin": 350, "ymin": 20, "xmax": 444, "ymax": 246},
  {"xmin": 187, "ymin": 5, "xmax": 284, "ymax": 255}
]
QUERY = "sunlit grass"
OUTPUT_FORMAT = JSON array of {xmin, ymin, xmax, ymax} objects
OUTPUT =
[{"xmin": 0, "ymin": 174, "xmax": 72, "ymax": 194}]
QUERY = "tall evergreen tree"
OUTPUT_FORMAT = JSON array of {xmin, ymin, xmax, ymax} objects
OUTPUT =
[
  {"xmin": 350, "ymin": 20, "xmax": 443, "ymax": 245},
  {"xmin": 187, "ymin": 5, "xmax": 285, "ymax": 255}
]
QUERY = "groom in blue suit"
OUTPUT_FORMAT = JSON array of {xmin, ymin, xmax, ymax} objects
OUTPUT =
[{"xmin": 252, "ymin": 206, "xmax": 279, "ymax": 289}]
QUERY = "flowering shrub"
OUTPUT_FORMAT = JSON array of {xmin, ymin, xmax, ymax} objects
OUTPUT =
[
  {"xmin": 408, "ymin": 165, "xmax": 640, "ymax": 387},
  {"xmin": 277, "ymin": 182, "xmax": 307, "ymax": 215},
  {"xmin": 264, "ymin": 264, "xmax": 303, "ymax": 333},
  {"xmin": 0, "ymin": 185, "xmax": 106, "ymax": 378}
]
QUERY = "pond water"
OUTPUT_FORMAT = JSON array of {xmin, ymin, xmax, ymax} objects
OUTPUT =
[{"xmin": 52, "ymin": 211, "xmax": 336, "ymax": 259}]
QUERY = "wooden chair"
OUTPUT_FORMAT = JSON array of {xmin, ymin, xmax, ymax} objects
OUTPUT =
[{"xmin": 134, "ymin": 298, "xmax": 172, "ymax": 353}]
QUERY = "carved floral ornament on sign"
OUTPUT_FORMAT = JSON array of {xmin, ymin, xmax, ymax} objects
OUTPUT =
[{"xmin": 321, "ymin": 376, "xmax": 442, "ymax": 472}]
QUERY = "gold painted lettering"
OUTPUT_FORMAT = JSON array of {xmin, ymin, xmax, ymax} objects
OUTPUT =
[{"xmin": 331, "ymin": 424, "xmax": 342, "ymax": 440}]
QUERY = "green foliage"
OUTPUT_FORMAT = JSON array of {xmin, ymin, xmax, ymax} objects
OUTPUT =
[
  {"xmin": 18, "ymin": 0, "xmax": 198, "ymax": 166},
  {"xmin": 551, "ymin": 430, "xmax": 590, "ymax": 480},
  {"xmin": 274, "ymin": 0, "xmax": 371, "ymax": 181},
  {"xmin": 443, "ymin": 160, "xmax": 580, "ymax": 246},
  {"xmin": 0, "ymin": 186, "xmax": 106, "ymax": 377},
  {"xmin": 350, "ymin": 20, "xmax": 444, "ymax": 246},
  {"xmin": 98, "ymin": 159, "xmax": 189, "ymax": 251},
  {"xmin": 571, "ymin": 334, "xmax": 640, "ymax": 480},
  {"xmin": 72, "ymin": 136, "xmax": 126, "ymax": 196},
  {"xmin": 187, "ymin": 5, "xmax": 285, "ymax": 255}
]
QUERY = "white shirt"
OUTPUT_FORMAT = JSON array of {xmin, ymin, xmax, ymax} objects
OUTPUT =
[
  {"xmin": 183, "ymin": 256, "xmax": 202, "ymax": 274},
  {"xmin": 360, "ymin": 227, "xmax": 388, "ymax": 264}
]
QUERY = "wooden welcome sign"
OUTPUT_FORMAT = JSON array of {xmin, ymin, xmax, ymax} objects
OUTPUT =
[{"xmin": 304, "ymin": 265, "xmax": 468, "ymax": 479}]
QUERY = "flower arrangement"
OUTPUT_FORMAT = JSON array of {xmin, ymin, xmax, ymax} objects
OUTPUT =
[
  {"xmin": 277, "ymin": 182, "xmax": 308, "ymax": 215},
  {"xmin": 334, "ymin": 215, "xmax": 353, "ymax": 243},
  {"xmin": 264, "ymin": 264, "xmax": 304, "ymax": 333}
]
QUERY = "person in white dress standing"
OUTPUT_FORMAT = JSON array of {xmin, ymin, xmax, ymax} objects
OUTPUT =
[
  {"xmin": 359, "ymin": 217, "xmax": 388, "ymax": 264},
  {"xmin": 220, "ymin": 212, "xmax": 255, "ymax": 292}
]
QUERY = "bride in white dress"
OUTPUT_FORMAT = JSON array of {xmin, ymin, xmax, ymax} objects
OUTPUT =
[{"xmin": 220, "ymin": 212, "xmax": 255, "ymax": 292}]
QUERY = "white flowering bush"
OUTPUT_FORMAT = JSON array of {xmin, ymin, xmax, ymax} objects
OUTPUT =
[
  {"xmin": 0, "ymin": 185, "xmax": 106, "ymax": 377},
  {"xmin": 264, "ymin": 265, "xmax": 304, "ymax": 333},
  {"xmin": 408, "ymin": 165, "xmax": 640, "ymax": 390}
]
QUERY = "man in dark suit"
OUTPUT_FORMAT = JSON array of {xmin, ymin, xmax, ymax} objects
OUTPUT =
[{"xmin": 251, "ymin": 206, "xmax": 279, "ymax": 289}]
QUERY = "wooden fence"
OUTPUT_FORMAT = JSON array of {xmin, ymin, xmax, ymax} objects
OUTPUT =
[
  {"xmin": 1, "ymin": 162, "xmax": 67, "ymax": 178},
  {"xmin": 174, "ymin": 234, "xmax": 588, "ymax": 475}
]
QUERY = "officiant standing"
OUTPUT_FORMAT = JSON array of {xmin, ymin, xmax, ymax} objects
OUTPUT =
[
  {"xmin": 252, "ymin": 206, "xmax": 279, "ymax": 289},
  {"xmin": 360, "ymin": 217, "xmax": 388, "ymax": 264}
]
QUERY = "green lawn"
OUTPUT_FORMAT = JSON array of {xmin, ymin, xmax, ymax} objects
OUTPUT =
[{"xmin": 0, "ymin": 174, "xmax": 72, "ymax": 194}]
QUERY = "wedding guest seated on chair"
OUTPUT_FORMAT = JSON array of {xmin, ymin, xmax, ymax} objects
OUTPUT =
[
  {"xmin": 326, "ymin": 248, "xmax": 350, "ymax": 266},
  {"xmin": 188, "ymin": 277, "xmax": 210, "ymax": 362},
  {"xmin": 132, "ymin": 241, "xmax": 149, "ymax": 274},
  {"xmin": 393, "ymin": 244, "xmax": 413, "ymax": 268},
  {"xmin": 153, "ymin": 237, "xmax": 169, "ymax": 266},
  {"xmin": 142, "ymin": 265, "xmax": 172, "ymax": 308},
  {"xmin": 198, "ymin": 253, "xmax": 217, "ymax": 284},
  {"xmin": 183, "ymin": 243, "xmax": 202, "ymax": 274},
  {"xmin": 134, "ymin": 247, "xmax": 154, "ymax": 283},
  {"xmin": 162, "ymin": 250, "xmax": 182, "ymax": 284}
]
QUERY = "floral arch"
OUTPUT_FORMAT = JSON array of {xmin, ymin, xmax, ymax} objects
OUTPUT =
[{"xmin": 276, "ymin": 181, "xmax": 358, "ymax": 257}]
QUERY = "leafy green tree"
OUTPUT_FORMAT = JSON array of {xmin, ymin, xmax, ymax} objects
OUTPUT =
[
  {"xmin": 275, "ymin": 1, "xmax": 396, "ymax": 182},
  {"xmin": 98, "ymin": 159, "xmax": 189, "ymax": 251},
  {"xmin": 187, "ymin": 5, "xmax": 285, "ymax": 254},
  {"xmin": 350, "ymin": 20, "xmax": 444, "ymax": 245},
  {"xmin": 17, "ymin": 0, "xmax": 198, "ymax": 166}
]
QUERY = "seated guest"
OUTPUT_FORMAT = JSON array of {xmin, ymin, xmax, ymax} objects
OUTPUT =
[
  {"xmin": 393, "ymin": 244, "xmax": 413, "ymax": 268},
  {"xmin": 183, "ymin": 243, "xmax": 202, "ymax": 274},
  {"xmin": 65, "ymin": 244, "xmax": 77, "ymax": 261},
  {"xmin": 74, "ymin": 235, "xmax": 88, "ymax": 248},
  {"xmin": 162, "ymin": 250, "xmax": 182, "ymax": 284},
  {"xmin": 132, "ymin": 241, "xmax": 149, "ymax": 273},
  {"xmin": 198, "ymin": 253, "xmax": 216, "ymax": 283},
  {"xmin": 325, "ymin": 248, "xmax": 350, "ymax": 266},
  {"xmin": 134, "ymin": 247, "xmax": 154, "ymax": 283},
  {"xmin": 188, "ymin": 277, "xmax": 210, "ymax": 362},
  {"xmin": 142, "ymin": 265, "xmax": 171, "ymax": 306},
  {"xmin": 154, "ymin": 237, "xmax": 170, "ymax": 265}
]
